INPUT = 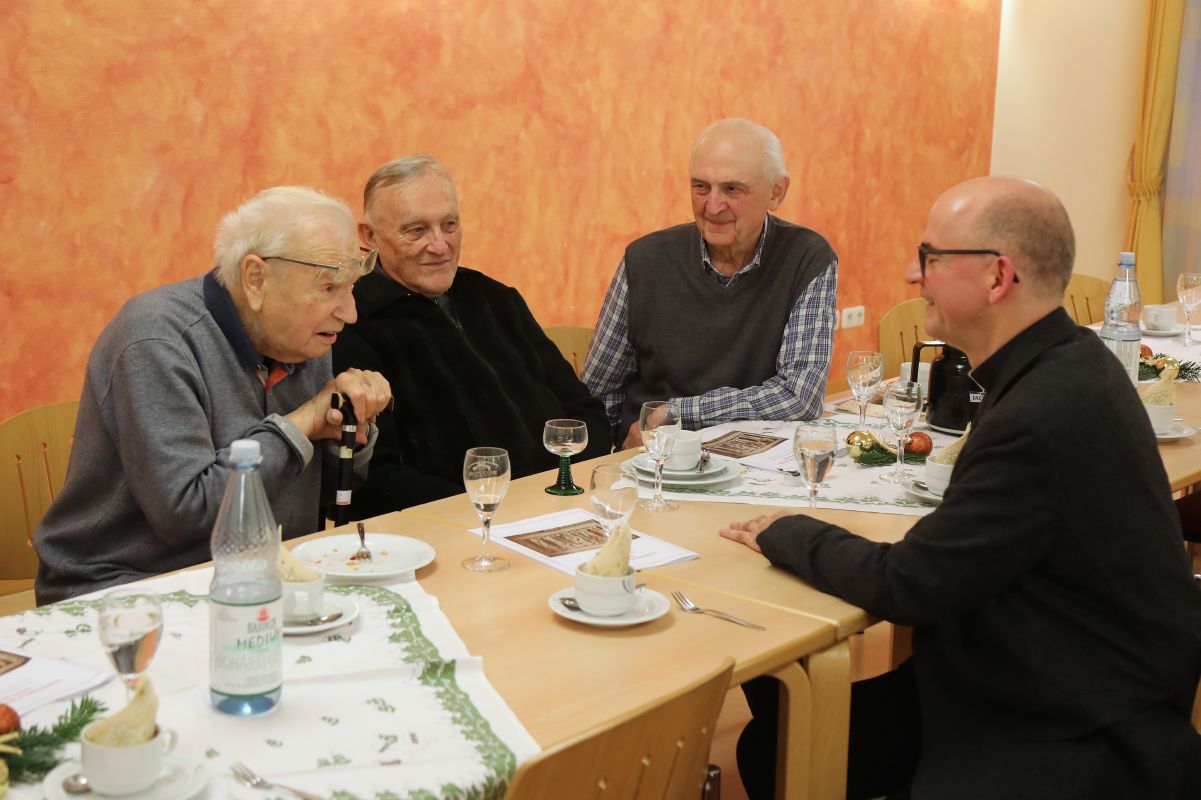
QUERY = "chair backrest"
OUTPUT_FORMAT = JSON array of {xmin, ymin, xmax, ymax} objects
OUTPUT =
[
  {"xmin": 502, "ymin": 658, "xmax": 734, "ymax": 800},
  {"xmin": 1063, "ymin": 273, "xmax": 1109, "ymax": 326},
  {"xmin": 543, "ymin": 325, "xmax": 595, "ymax": 378},
  {"xmin": 877, "ymin": 297, "xmax": 933, "ymax": 382},
  {"xmin": 0, "ymin": 400, "xmax": 79, "ymax": 581}
]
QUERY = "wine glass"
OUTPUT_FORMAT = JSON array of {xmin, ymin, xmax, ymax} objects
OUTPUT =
[
  {"xmin": 1177, "ymin": 273, "xmax": 1201, "ymax": 346},
  {"xmin": 638, "ymin": 401, "xmax": 681, "ymax": 512},
  {"xmin": 98, "ymin": 587, "xmax": 163, "ymax": 697},
  {"xmin": 881, "ymin": 381, "xmax": 922, "ymax": 484},
  {"xmin": 463, "ymin": 447, "xmax": 511, "ymax": 572},
  {"xmin": 589, "ymin": 464, "xmax": 638, "ymax": 536},
  {"xmin": 846, "ymin": 351, "xmax": 884, "ymax": 428},
  {"xmin": 793, "ymin": 423, "xmax": 837, "ymax": 510},
  {"xmin": 543, "ymin": 419, "xmax": 588, "ymax": 495}
]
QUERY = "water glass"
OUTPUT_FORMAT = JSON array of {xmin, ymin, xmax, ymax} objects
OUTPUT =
[
  {"xmin": 846, "ymin": 351, "xmax": 884, "ymax": 428},
  {"xmin": 589, "ymin": 464, "xmax": 638, "ymax": 536},
  {"xmin": 98, "ymin": 588, "xmax": 163, "ymax": 696},
  {"xmin": 882, "ymin": 381, "xmax": 922, "ymax": 484},
  {"xmin": 543, "ymin": 419, "xmax": 588, "ymax": 495},
  {"xmin": 463, "ymin": 447, "xmax": 511, "ymax": 572},
  {"xmin": 793, "ymin": 423, "xmax": 837, "ymax": 510},
  {"xmin": 638, "ymin": 401, "xmax": 681, "ymax": 512},
  {"xmin": 1177, "ymin": 273, "xmax": 1201, "ymax": 346}
]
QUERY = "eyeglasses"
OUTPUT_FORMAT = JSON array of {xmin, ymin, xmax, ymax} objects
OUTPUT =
[
  {"xmin": 917, "ymin": 244, "xmax": 1017, "ymax": 283},
  {"xmin": 266, "ymin": 246, "xmax": 378, "ymax": 279}
]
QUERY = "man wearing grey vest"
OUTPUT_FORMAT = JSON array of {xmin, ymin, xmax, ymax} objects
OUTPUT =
[{"xmin": 582, "ymin": 119, "xmax": 838, "ymax": 448}]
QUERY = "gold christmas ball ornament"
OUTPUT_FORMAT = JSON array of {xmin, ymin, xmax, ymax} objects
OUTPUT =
[{"xmin": 846, "ymin": 430, "xmax": 874, "ymax": 449}]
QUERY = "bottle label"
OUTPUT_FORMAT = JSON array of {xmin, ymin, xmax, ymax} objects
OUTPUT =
[
  {"xmin": 336, "ymin": 490, "xmax": 351, "ymax": 505},
  {"xmin": 209, "ymin": 599, "xmax": 283, "ymax": 696}
]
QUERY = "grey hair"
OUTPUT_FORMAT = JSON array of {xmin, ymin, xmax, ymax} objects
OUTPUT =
[
  {"xmin": 692, "ymin": 118, "xmax": 788, "ymax": 182},
  {"xmin": 213, "ymin": 186, "xmax": 356, "ymax": 286},
  {"xmin": 975, "ymin": 188, "xmax": 1076, "ymax": 299},
  {"xmin": 362, "ymin": 154, "xmax": 456, "ymax": 225}
]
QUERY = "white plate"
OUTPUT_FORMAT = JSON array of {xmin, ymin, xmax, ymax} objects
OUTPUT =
[
  {"xmin": 291, "ymin": 533, "xmax": 435, "ymax": 580},
  {"xmin": 629, "ymin": 462, "xmax": 741, "ymax": 488},
  {"xmin": 628, "ymin": 452, "xmax": 730, "ymax": 479},
  {"xmin": 1142, "ymin": 324, "xmax": 1185, "ymax": 338},
  {"xmin": 44, "ymin": 756, "xmax": 207, "ymax": 800},
  {"xmin": 901, "ymin": 478, "xmax": 942, "ymax": 505},
  {"xmin": 282, "ymin": 594, "xmax": 360, "ymax": 635},
  {"xmin": 1156, "ymin": 424, "xmax": 1197, "ymax": 442},
  {"xmin": 548, "ymin": 587, "xmax": 671, "ymax": 627}
]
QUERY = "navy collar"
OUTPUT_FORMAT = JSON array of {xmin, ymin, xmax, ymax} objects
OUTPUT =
[{"xmin": 202, "ymin": 270, "xmax": 264, "ymax": 372}]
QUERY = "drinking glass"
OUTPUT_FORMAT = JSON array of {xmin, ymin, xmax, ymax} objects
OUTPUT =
[
  {"xmin": 463, "ymin": 447, "xmax": 511, "ymax": 572},
  {"xmin": 543, "ymin": 419, "xmax": 588, "ymax": 495},
  {"xmin": 638, "ymin": 401, "xmax": 681, "ymax": 512},
  {"xmin": 846, "ymin": 351, "xmax": 884, "ymax": 428},
  {"xmin": 98, "ymin": 588, "xmax": 163, "ymax": 697},
  {"xmin": 882, "ymin": 381, "xmax": 922, "ymax": 484},
  {"xmin": 793, "ymin": 423, "xmax": 837, "ymax": 510},
  {"xmin": 589, "ymin": 464, "xmax": 638, "ymax": 536},
  {"xmin": 1177, "ymin": 273, "xmax": 1201, "ymax": 346}
]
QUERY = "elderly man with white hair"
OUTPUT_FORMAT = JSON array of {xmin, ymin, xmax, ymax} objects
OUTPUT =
[
  {"xmin": 34, "ymin": 186, "xmax": 392, "ymax": 604},
  {"xmin": 583, "ymin": 118, "xmax": 838, "ymax": 448}
]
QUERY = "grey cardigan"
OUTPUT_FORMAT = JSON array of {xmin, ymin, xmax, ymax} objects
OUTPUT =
[{"xmin": 34, "ymin": 273, "xmax": 375, "ymax": 604}]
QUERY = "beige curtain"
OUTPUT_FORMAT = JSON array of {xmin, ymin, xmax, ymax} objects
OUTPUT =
[{"xmin": 1125, "ymin": 0, "xmax": 1186, "ymax": 304}]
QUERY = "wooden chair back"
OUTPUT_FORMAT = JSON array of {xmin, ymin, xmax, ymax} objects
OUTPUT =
[
  {"xmin": 502, "ymin": 658, "xmax": 734, "ymax": 800},
  {"xmin": 544, "ymin": 325, "xmax": 595, "ymax": 377},
  {"xmin": 1063, "ymin": 273, "xmax": 1109, "ymax": 325},
  {"xmin": 0, "ymin": 400, "xmax": 79, "ymax": 583},
  {"xmin": 877, "ymin": 298, "xmax": 933, "ymax": 382}
]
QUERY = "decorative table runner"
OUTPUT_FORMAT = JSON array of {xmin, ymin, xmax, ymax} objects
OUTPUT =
[
  {"xmin": 636, "ymin": 415, "xmax": 962, "ymax": 516},
  {"xmin": 3, "ymin": 569, "xmax": 538, "ymax": 800}
]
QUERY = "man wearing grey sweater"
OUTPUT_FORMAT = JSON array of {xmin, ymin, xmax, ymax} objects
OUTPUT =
[{"xmin": 34, "ymin": 187, "xmax": 392, "ymax": 604}]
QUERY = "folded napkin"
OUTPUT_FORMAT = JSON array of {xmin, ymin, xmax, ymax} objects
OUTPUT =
[
  {"xmin": 84, "ymin": 676, "xmax": 157, "ymax": 747},
  {"xmin": 278, "ymin": 544, "xmax": 320, "ymax": 582},
  {"xmin": 579, "ymin": 521, "xmax": 632, "ymax": 577},
  {"xmin": 929, "ymin": 423, "xmax": 971, "ymax": 465},
  {"xmin": 1138, "ymin": 365, "xmax": 1178, "ymax": 407}
]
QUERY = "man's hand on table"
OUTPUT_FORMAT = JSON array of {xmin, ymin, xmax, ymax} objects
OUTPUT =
[
  {"xmin": 621, "ymin": 422, "xmax": 644, "ymax": 450},
  {"xmin": 286, "ymin": 368, "xmax": 393, "ymax": 444},
  {"xmin": 719, "ymin": 511, "xmax": 793, "ymax": 553}
]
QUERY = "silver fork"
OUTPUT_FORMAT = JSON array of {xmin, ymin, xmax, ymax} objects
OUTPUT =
[
  {"xmin": 351, "ymin": 521, "xmax": 372, "ymax": 562},
  {"xmin": 670, "ymin": 591, "xmax": 765, "ymax": 630},
  {"xmin": 230, "ymin": 762, "xmax": 327, "ymax": 800}
]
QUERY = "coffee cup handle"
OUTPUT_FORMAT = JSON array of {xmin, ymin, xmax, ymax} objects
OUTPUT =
[{"xmin": 159, "ymin": 727, "xmax": 177, "ymax": 755}]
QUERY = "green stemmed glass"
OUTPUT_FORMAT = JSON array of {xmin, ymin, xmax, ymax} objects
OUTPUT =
[{"xmin": 544, "ymin": 419, "xmax": 587, "ymax": 495}]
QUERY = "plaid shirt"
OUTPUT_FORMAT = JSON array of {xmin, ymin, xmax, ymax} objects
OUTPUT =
[{"xmin": 582, "ymin": 224, "xmax": 838, "ymax": 431}]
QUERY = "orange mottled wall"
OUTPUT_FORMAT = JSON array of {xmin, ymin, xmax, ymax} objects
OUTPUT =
[{"xmin": 0, "ymin": 0, "xmax": 1000, "ymax": 421}]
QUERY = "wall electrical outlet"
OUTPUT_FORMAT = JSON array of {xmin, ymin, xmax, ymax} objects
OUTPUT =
[{"xmin": 841, "ymin": 305, "xmax": 866, "ymax": 329}]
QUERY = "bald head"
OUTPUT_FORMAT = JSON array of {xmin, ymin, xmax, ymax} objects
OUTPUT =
[
  {"xmin": 935, "ymin": 176, "xmax": 1075, "ymax": 302},
  {"xmin": 691, "ymin": 119, "xmax": 787, "ymax": 182}
]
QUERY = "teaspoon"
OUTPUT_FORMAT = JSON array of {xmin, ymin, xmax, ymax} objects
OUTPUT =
[
  {"xmin": 293, "ymin": 611, "xmax": 344, "ymax": 627},
  {"xmin": 61, "ymin": 773, "xmax": 91, "ymax": 794}
]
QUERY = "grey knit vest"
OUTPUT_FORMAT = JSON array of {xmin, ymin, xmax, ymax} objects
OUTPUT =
[{"xmin": 619, "ymin": 215, "xmax": 834, "ymax": 436}]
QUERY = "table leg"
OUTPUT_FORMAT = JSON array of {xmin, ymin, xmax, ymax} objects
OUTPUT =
[
  {"xmin": 804, "ymin": 640, "xmax": 851, "ymax": 800},
  {"xmin": 769, "ymin": 660, "xmax": 811, "ymax": 800}
]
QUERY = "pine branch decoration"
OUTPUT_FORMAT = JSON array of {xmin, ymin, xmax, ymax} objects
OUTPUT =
[{"xmin": 2, "ymin": 696, "xmax": 106, "ymax": 784}]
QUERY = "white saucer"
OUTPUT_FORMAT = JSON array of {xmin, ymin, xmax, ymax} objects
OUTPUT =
[
  {"xmin": 901, "ymin": 478, "xmax": 942, "ymax": 505},
  {"xmin": 282, "ymin": 594, "xmax": 360, "ymax": 635},
  {"xmin": 630, "ymin": 463, "xmax": 740, "ymax": 488},
  {"xmin": 1142, "ymin": 324, "xmax": 1184, "ymax": 338},
  {"xmin": 44, "ymin": 756, "xmax": 207, "ymax": 800},
  {"xmin": 628, "ymin": 453, "xmax": 729, "ymax": 479},
  {"xmin": 548, "ymin": 587, "xmax": 671, "ymax": 627},
  {"xmin": 1156, "ymin": 424, "xmax": 1197, "ymax": 442},
  {"xmin": 291, "ymin": 533, "xmax": 435, "ymax": 580}
]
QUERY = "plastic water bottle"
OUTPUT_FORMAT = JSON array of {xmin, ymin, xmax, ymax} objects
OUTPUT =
[
  {"xmin": 209, "ymin": 439, "xmax": 282, "ymax": 715},
  {"xmin": 1099, "ymin": 251, "xmax": 1142, "ymax": 382}
]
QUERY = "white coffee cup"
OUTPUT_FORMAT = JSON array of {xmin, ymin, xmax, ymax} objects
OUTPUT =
[
  {"xmin": 900, "ymin": 361, "xmax": 932, "ymax": 389},
  {"xmin": 1145, "ymin": 403, "xmax": 1175, "ymax": 435},
  {"xmin": 1143, "ymin": 304, "xmax": 1177, "ymax": 332},
  {"xmin": 81, "ymin": 724, "xmax": 176, "ymax": 796},
  {"xmin": 574, "ymin": 568, "xmax": 638, "ymax": 617},
  {"xmin": 666, "ymin": 430, "xmax": 703, "ymax": 470},
  {"xmin": 282, "ymin": 574, "xmax": 324, "ymax": 623},
  {"xmin": 925, "ymin": 450, "xmax": 953, "ymax": 496}
]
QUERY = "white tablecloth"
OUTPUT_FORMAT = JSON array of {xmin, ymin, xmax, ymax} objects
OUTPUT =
[{"xmin": 3, "ymin": 569, "xmax": 538, "ymax": 799}]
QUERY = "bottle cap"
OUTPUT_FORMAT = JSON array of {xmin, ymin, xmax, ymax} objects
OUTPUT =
[
  {"xmin": 228, "ymin": 439, "xmax": 262, "ymax": 466},
  {"xmin": 1119, "ymin": 251, "xmax": 1136, "ymax": 267}
]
